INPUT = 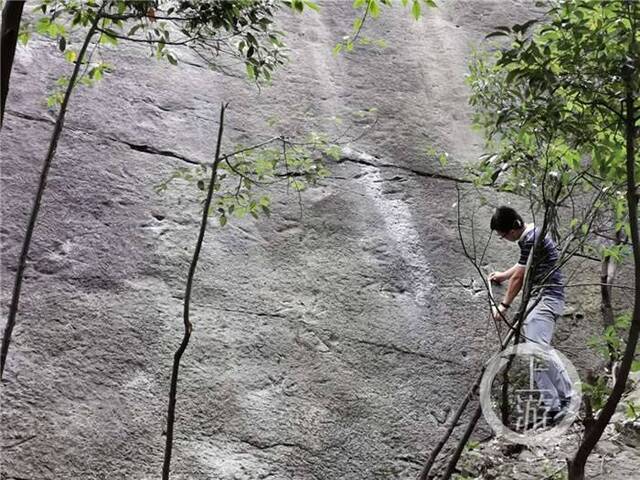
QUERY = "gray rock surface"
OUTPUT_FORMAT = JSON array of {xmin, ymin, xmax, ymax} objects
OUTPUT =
[{"xmin": 1, "ymin": 1, "xmax": 614, "ymax": 479}]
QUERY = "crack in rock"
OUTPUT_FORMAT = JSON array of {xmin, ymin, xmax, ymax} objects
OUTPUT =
[
  {"xmin": 229, "ymin": 436, "xmax": 314, "ymax": 454},
  {"xmin": 394, "ymin": 454, "xmax": 424, "ymax": 467},
  {"xmin": 5, "ymin": 109, "xmax": 202, "ymax": 165},
  {"xmin": 339, "ymin": 147, "xmax": 472, "ymax": 184},
  {"xmin": 120, "ymin": 141, "xmax": 201, "ymax": 165},
  {"xmin": 6, "ymin": 109, "xmax": 54, "ymax": 125},
  {"xmin": 340, "ymin": 334, "xmax": 463, "ymax": 367},
  {"xmin": 188, "ymin": 303, "xmax": 286, "ymax": 319},
  {"xmin": 0, "ymin": 434, "xmax": 37, "ymax": 450}
]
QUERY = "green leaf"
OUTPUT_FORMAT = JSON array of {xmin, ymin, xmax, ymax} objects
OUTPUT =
[
  {"xmin": 89, "ymin": 66, "xmax": 103, "ymax": 81},
  {"xmin": 64, "ymin": 50, "xmax": 77, "ymax": 63},
  {"xmin": 369, "ymin": 0, "xmax": 380, "ymax": 18},
  {"xmin": 291, "ymin": 179, "xmax": 306, "ymax": 191},
  {"xmin": 303, "ymin": 0, "xmax": 320, "ymax": 12},
  {"xmin": 35, "ymin": 17, "xmax": 51, "ymax": 35},
  {"xmin": 626, "ymin": 402, "xmax": 640, "ymax": 420},
  {"xmin": 259, "ymin": 196, "xmax": 271, "ymax": 206},
  {"xmin": 632, "ymin": 360, "xmax": 640, "ymax": 372},
  {"xmin": 128, "ymin": 23, "xmax": 142, "ymax": 36},
  {"xmin": 47, "ymin": 22, "xmax": 65, "ymax": 37},
  {"xmin": 18, "ymin": 31, "xmax": 30, "ymax": 45},
  {"xmin": 246, "ymin": 63, "xmax": 256, "ymax": 80},
  {"xmin": 100, "ymin": 29, "xmax": 118, "ymax": 46},
  {"xmin": 219, "ymin": 215, "xmax": 227, "ymax": 227},
  {"xmin": 412, "ymin": 0, "xmax": 421, "ymax": 20}
]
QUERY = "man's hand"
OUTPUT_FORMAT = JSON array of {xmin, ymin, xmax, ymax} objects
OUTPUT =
[
  {"xmin": 489, "ymin": 271, "xmax": 507, "ymax": 284},
  {"xmin": 491, "ymin": 303, "xmax": 508, "ymax": 322}
]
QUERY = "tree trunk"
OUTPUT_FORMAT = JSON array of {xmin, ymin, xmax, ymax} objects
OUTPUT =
[
  {"xmin": 601, "ymin": 253, "xmax": 615, "ymax": 369},
  {"xmin": 161, "ymin": 103, "xmax": 227, "ymax": 480},
  {"xmin": 417, "ymin": 368, "xmax": 484, "ymax": 480},
  {"xmin": 1, "ymin": 0, "xmax": 25, "ymax": 128},
  {"xmin": 440, "ymin": 404, "xmax": 483, "ymax": 480},
  {"xmin": 0, "ymin": 11, "xmax": 102, "ymax": 379},
  {"xmin": 600, "ymin": 254, "xmax": 615, "ymax": 330},
  {"xmin": 568, "ymin": 26, "xmax": 640, "ymax": 479}
]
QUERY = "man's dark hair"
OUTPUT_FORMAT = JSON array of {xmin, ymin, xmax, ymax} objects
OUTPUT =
[{"xmin": 490, "ymin": 206, "xmax": 523, "ymax": 232}]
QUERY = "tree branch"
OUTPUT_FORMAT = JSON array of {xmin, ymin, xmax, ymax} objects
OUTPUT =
[{"xmin": 161, "ymin": 102, "xmax": 227, "ymax": 480}]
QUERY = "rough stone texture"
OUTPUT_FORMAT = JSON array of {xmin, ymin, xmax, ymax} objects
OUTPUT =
[
  {"xmin": 0, "ymin": 1, "xmax": 624, "ymax": 479},
  {"xmin": 458, "ymin": 374, "xmax": 640, "ymax": 480}
]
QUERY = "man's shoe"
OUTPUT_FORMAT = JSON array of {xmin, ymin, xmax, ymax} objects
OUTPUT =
[
  {"xmin": 560, "ymin": 397, "xmax": 572, "ymax": 409},
  {"xmin": 550, "ymin": 408, "xmax": 568, "ymax": 424}
]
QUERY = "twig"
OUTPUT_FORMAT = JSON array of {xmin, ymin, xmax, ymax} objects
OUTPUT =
[
  {"xmin": 161, "ymin": 102, "xmax": 227, "ymax": 480},
  {"xmin": 350, "ymin": 0, "xmax": 371, "ymax": 45}
]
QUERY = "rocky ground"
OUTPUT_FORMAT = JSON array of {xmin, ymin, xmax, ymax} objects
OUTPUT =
[{"xmin": 455, "ymin": 374, "xmax": 640, "ymax": 480}]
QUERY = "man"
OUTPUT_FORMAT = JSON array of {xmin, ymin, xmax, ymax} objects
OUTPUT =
[{"xmin": 489, "ymin": 206, "xmax": 573, "ymax": 422}]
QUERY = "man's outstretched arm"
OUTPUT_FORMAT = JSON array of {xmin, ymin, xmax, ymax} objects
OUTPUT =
[
  {"xmin": 489, "ymin": 263, "xmax": 522, "ymax": 284},
  {"xmin": 493, "ymin": 265, "xmax": 525, "ymax": 320},
  {"xmin": 502, "ymin": 265, "xmax": 525, "ymax": 306}
]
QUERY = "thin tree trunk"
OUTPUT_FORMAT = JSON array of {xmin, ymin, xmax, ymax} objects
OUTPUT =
[
  {"xmin": 440, "ymin": 404, "xmax": 483, "ymax": 480},
  {"xmin": 600, "ymin": 255, "xmax": 615, "ymax": 331},
  {"xmin": 0, "ymin": 0, "xmax": 24, "ymax": 128},
  {"xmin": 161, "ymin": 103, "xmax": 227, "ymax": 480},
  {"xmin": 417, "ymin": 368, "xmax": 484, "ymax": 480},
  {"xmin": 500, "ymin": 342, "xmax": 514, "ymax": 425},
  {"xmin": 600, "ymin": 230, "xmax": 622, "ymax": 368},
  {"xmin": 0, "ymin": 12, "xmax": 102, "ymax": 379},
  {"xmin": 568, "ymin": 28, "xmax": 640, "ymax": 479}
]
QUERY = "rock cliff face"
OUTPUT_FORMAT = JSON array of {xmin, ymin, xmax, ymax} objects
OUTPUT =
[{"xmin": 0, "ymin": 1, "xmax": 606, "ymax": 479}]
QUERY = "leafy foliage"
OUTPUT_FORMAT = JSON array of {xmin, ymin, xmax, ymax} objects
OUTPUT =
[
  {"xmin": 154, "ymin": 132, "xmax": 337, "ymax": 227},
  {"xmin": 625, "ymin": 401, "xmax": 640, "ymax": 421},
  {"xmin": 588, "ymin": 312, "xmax": 640, "ymax": 367},
  {"xmin": 23, "ymin": 0, "xmax": 298, "ymax": 87},
  {"xmin": 469, "ymin": 3, "xmax": 639, "ymax": 182},
  {"xmin": 333, "ymin": 0, "xmax": 436, "ymax": 54},
  {"xmin": 582, "ymin": 375, "xmax": 611, "ymax": 413},
  {"xmin": 468, "ymin": 0, "xmax": 639, "ymax": 255}
]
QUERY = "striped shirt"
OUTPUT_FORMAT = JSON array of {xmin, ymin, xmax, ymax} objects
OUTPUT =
[{"xmin": 518, "ymin": 226, "xmax": 565, "ymax": 300}]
